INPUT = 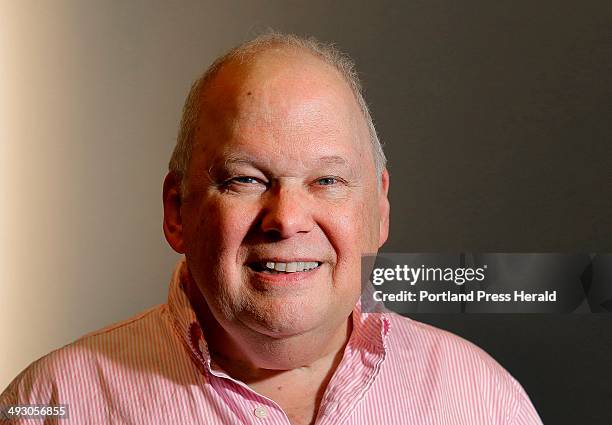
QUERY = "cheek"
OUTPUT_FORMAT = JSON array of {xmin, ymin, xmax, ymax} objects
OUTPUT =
[
  {"xmin": 324, "ymin": 198, "xmax": 379, "ymax": 254},
  {"xmin": 184, "ymin": 196, "xmax": 261, "ymax": 317},
  {"xmin": 187, "ymin": 197, "xmax": 252, "ymax": 249},
  {"xmin": 183, "ymin": 196, "xmax": 259, "ymax": 289},
  {"xmin": 319, "ymin": 198, "xmax": 379, "ymax": 282}
]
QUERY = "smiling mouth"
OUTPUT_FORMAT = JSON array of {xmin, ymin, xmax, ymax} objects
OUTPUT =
[{"xmin": 248, "ymin": 261, "xmax": 322, "ymax": 274}]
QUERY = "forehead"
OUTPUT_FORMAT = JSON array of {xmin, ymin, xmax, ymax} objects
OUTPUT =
[
  {"xmin": 204, "ymin": 47, "xmax": 357, "ymax": 114},
  {"xmin": 193, "ymin": 48, "xmax": 370, "ymax": 164}
]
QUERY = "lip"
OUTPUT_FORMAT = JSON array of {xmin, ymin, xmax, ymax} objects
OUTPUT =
[
  {"xmin": 245, "ymin": 262, "xmax": 323, "ymax": 285},
  {"xmin": 247, "ymin": 257, "xmax": 322, "ymax": 263}
]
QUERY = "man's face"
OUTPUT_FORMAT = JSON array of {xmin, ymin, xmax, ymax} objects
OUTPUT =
[{"xmin": 170, "ymin": 50, "xmax": 389, "ymax": 340}]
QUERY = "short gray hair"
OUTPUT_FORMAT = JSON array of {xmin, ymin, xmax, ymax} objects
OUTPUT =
[{"xmin": 169, "ymin": 32, "xmax": 386, "ymax": 192}]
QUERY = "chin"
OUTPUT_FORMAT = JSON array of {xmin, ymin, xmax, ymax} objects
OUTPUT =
[
  {"xmin": 242, "ymin": 301, "xmax": 324, "ymax": 335},
  {"xmin": 246, "ymin": 312, "xmax": 319, "ymax": 338}
]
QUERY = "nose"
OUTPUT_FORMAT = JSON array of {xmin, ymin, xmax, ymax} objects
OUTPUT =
[{"xmin": 260, "ymin": 185, "xmax": 315, "ymax": 239}]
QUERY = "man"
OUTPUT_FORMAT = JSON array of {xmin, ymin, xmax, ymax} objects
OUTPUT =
[{"xmin": 1, "ymin": 33, "xmax": 543, "ymax": 424}]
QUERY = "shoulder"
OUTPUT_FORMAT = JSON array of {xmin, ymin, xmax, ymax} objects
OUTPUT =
[
  {"xmin": 381, "ymin": 313, "xmax": 542, "ymax": 424},
  {"xmin": 386, "ymin": 312, "xmax": 510, "ymax": 373},
  {"xmin": 0, "ymin": 305, "xmax": 169, "ymax": 405}
]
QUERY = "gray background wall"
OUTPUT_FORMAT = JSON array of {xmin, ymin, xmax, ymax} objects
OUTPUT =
[{"xmin": 2, "ymin": 1, "xmax": 611, "ymax": 423}]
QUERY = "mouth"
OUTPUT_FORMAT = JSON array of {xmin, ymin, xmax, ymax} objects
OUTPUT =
[{"xmin": 248, "ymin": 260, "xmax": 322, "ymax": 274}]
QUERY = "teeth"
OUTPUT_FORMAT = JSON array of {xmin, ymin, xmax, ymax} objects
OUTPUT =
[{"xmin": 262, "ymin": 261, "xmax": 319, "ymax": 273}]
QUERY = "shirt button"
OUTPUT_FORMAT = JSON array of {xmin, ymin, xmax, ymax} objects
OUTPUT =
[{"xmin": 253, "ymin": 406, "xmax": 268, "ymax": 419}]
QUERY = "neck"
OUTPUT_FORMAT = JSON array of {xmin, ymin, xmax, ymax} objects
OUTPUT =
[{"xmin": 208, "ymin": 315, "xmax": 352, "ymax": 383}]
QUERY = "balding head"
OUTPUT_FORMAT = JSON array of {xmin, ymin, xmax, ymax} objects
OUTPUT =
[{"xmin": 169, "ymin": 32, "xmax": 386, "ymax": 194}]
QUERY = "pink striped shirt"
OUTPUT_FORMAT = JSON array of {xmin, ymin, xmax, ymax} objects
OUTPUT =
[{"xmin": 1, "ymin": 259, "xmax": 542, "ymax": 424}]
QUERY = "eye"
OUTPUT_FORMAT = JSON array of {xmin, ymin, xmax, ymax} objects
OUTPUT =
[
  {"xmin": 221, "ymin": 176, "xmax": 267, "ymax": 192},
  {"xmin": 316, "ymin": 177, "xmax": 339, "ymax": 186},
  {"xmin": 232, "ymin": 176, "xmax": 260, "ymax": 184}
]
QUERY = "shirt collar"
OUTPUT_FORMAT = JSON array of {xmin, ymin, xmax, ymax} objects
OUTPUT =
[
  {"xmin": 167, "ymin": 258, "xmax": 391, "ymax": 372},
  {"xmin": 166, "ymin": 258, "xmax": 212, "ymax": 370}
]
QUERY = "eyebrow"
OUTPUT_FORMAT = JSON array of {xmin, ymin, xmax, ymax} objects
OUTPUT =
[
  {"xmin": 219, "ymin": 154, "xmax": 349, "ymax": 169},
  {"xmin": 317, "ymin": 155, "xmax": 348, "ymax": 166}
]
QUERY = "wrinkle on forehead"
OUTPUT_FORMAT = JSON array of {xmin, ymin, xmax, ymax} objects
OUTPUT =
[{"xmin": 221, "ymin": 152, "xmax": 352, "ymax": 173}]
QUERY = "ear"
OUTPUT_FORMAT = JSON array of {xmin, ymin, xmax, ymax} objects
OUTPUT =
[
  {"xmin": 163, "ymin": 172, "xmax": 186, "ymax": 253},
  {"xmin": 378, "ymin": 169, "xmax": 390, "ymax": 248}
]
